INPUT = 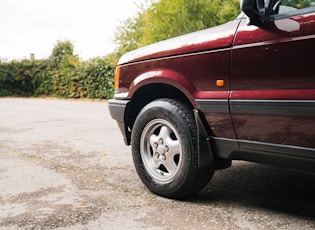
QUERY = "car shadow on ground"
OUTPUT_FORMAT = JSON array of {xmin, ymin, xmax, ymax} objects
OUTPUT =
[{"xmin": 190, "ymin": 161, "xmax": 315, "ymax": 219}]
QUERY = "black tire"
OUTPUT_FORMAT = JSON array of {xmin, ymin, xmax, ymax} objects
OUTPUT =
[{"xmin": 131, "ymin": 99, "xmax": 214, "ymax": 199}]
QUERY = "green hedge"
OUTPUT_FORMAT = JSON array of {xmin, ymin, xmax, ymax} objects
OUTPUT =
[
  {"xmin": 0, "ymin": 59, "xmax": 45, "ymax": 97},
  {"xmin": 68, "ymin": 58, "xmax": 114, "ymax": 99},
  {"xmin": 0, "ymin": 57, "xmax": 115, "ymax": 99}
]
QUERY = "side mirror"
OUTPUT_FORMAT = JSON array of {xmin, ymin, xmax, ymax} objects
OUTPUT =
[{"xmin": 241, "ymin": 0, "xmax": 270, "ymax": 23}]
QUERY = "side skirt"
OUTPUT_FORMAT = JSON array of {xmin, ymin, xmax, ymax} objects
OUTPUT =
[{"xmin": 213, "ymin": 137, "xmax": 315, "ymax": 173}]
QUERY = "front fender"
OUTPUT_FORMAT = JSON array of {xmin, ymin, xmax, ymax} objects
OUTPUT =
[{"xmin": 128, "ymin": 68, "xmax": 199, "ymax": 109}]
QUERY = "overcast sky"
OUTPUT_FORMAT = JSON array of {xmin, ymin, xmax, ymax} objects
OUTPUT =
[{"xmin": 0, "ymin": 0, "xmax": 142, "ymax": 60}]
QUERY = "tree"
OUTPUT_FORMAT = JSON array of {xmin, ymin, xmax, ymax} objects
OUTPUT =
[
  {"xmin": 114, "ymin": 0, "xmax": 240, "ymax": 56},
  {"xmin": 113, "ymin": 16, "xmax": 145, "ymax": 60},
  {"xmin": 49, "ymin": 40, "xmax": 78, "ymax": 68},
  {"xmin": 48, "ymin": 40, "xmax": 79, "ymax": 97}
]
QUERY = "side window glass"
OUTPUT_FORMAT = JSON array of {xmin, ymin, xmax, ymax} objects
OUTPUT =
[
  {"xmin": 271, "ymin": 0, "xmax": 315, "ymax": 15},
  {"xmin": 281, "ymin": 0, "xmax": 315, "ymax": 9}
]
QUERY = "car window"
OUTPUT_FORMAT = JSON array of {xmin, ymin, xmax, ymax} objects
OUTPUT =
[
  {"xmin": 271, "ymin": 0, "xmax": 315, "ymax": 15},
  {"xmin": 281, "ymin": 0, "xmax": 315, "ymax": 9}
]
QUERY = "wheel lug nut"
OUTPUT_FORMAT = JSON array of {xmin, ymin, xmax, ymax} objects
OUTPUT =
[
  {"xmin": 159, "ymin": 138, "xmax": 163, "ymax": 144},
  {"xmin": 153, "ymin": 143, "xmax": 158, "ymax": 148},
  {"xmin": 164, "ymin": 146, "xmax": 169, "ymax": 152},
  {"xmin": 155, "ymin": 152, "xmax": 160, "ymax": 158},
  {"xmin": 161, "ymin": 154, "xmax": 166, "ymax": 160}
]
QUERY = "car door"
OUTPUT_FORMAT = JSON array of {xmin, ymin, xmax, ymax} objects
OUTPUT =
[{"xmin": 230, "ymin": 3, "xmax": 315, "ymax": 154}]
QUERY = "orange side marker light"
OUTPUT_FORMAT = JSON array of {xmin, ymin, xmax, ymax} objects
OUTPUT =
[{"xmin": 216, "ymin": 80, "xmax": 224, "ymax": 87}]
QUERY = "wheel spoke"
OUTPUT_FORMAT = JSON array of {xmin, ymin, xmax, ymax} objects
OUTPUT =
[
  {"xmin": 152, "ymin": 157, "xmax": 162, "ymax": 169},
  {"xmin": 162, "ymin": 158, "xmax": 178, "ymax": 174},
  {"xmin": 165, "ymin": 139, "xmax": 180, "ymax": 159},
  {"xmin": 158, "ymin": 125, "xmax": 171, "ymax": 139},
  {"xmin": 149, "ymin": 133, "xmax": 159, "ymax": 148}
]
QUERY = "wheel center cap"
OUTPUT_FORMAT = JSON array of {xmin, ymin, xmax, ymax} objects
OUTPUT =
[{"xmin": 157, "ymin": 145, "xmax": 164, "ymax": 155}]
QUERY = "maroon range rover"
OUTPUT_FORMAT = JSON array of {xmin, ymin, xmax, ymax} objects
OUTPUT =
[{"xmin": 109, "ymin": 0, "xmax": 315, "ymax": 198}]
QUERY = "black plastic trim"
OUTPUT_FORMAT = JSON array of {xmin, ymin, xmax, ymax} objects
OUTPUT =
[
  {"xmin": 108, "ymin": 99, "xmax": 130, "ymax": 121},
  {"xmin": 196, "ymin": 99, "xmax": 229, "ymax": 113},
  {"xmin": 212, "ymin": 137, "xmax": 315, "ymax": 173},
  {"xmin": 108, "ymin": 99, "xmax": 130, "ymax": 145},
  {"xmin": 230, "ymin": 100, "xmax": 315, "ymax": 117}
]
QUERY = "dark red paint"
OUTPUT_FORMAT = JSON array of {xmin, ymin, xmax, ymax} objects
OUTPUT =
[{"xmin": 114, "ymin": 10, "xmax": 315, "ymax": 150}]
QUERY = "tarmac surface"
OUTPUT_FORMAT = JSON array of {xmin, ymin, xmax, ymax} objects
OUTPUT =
[{"xmin": 0, "ymin": 98, "xmax": 314, "ymax": 229}]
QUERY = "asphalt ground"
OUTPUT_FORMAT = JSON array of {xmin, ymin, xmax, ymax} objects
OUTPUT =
[{"xmin": 0, "ymin": 98, "xmax": 314, "ymax": 230}]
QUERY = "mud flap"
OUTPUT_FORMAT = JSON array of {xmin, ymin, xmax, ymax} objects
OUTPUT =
[
  {"xmin": 194, "ymin": 109, "xmax": 213, "ymax": 168},
  {"xmin": 194, "ymin": 109, "xmax": 231, "ymax": 169}
]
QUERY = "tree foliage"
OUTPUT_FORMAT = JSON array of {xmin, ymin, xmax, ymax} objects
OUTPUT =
[
  {"xmin": 114, "ymin": 0, "xmax": 240, "ymax": 56},
  {"xmin": 68, "ymin": 58, "xmax": 114, "ymax": 99},
  {"xmin": 49, "ymin": 40, "xmax": 77, "ymax": 68},
  {"xmin": 48, "ymin": 40, "xmax": 80, "ymax": 97}
]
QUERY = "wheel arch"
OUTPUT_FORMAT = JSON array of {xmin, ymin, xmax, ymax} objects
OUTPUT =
[{"xmin": 124, "ymin": 83, "xmax": 195, "ymax": 145}]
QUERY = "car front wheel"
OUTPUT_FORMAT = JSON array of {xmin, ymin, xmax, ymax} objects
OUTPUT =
[{"xmin": 131, "ymin": 99, "xmax": 214, "ymax": 199}]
